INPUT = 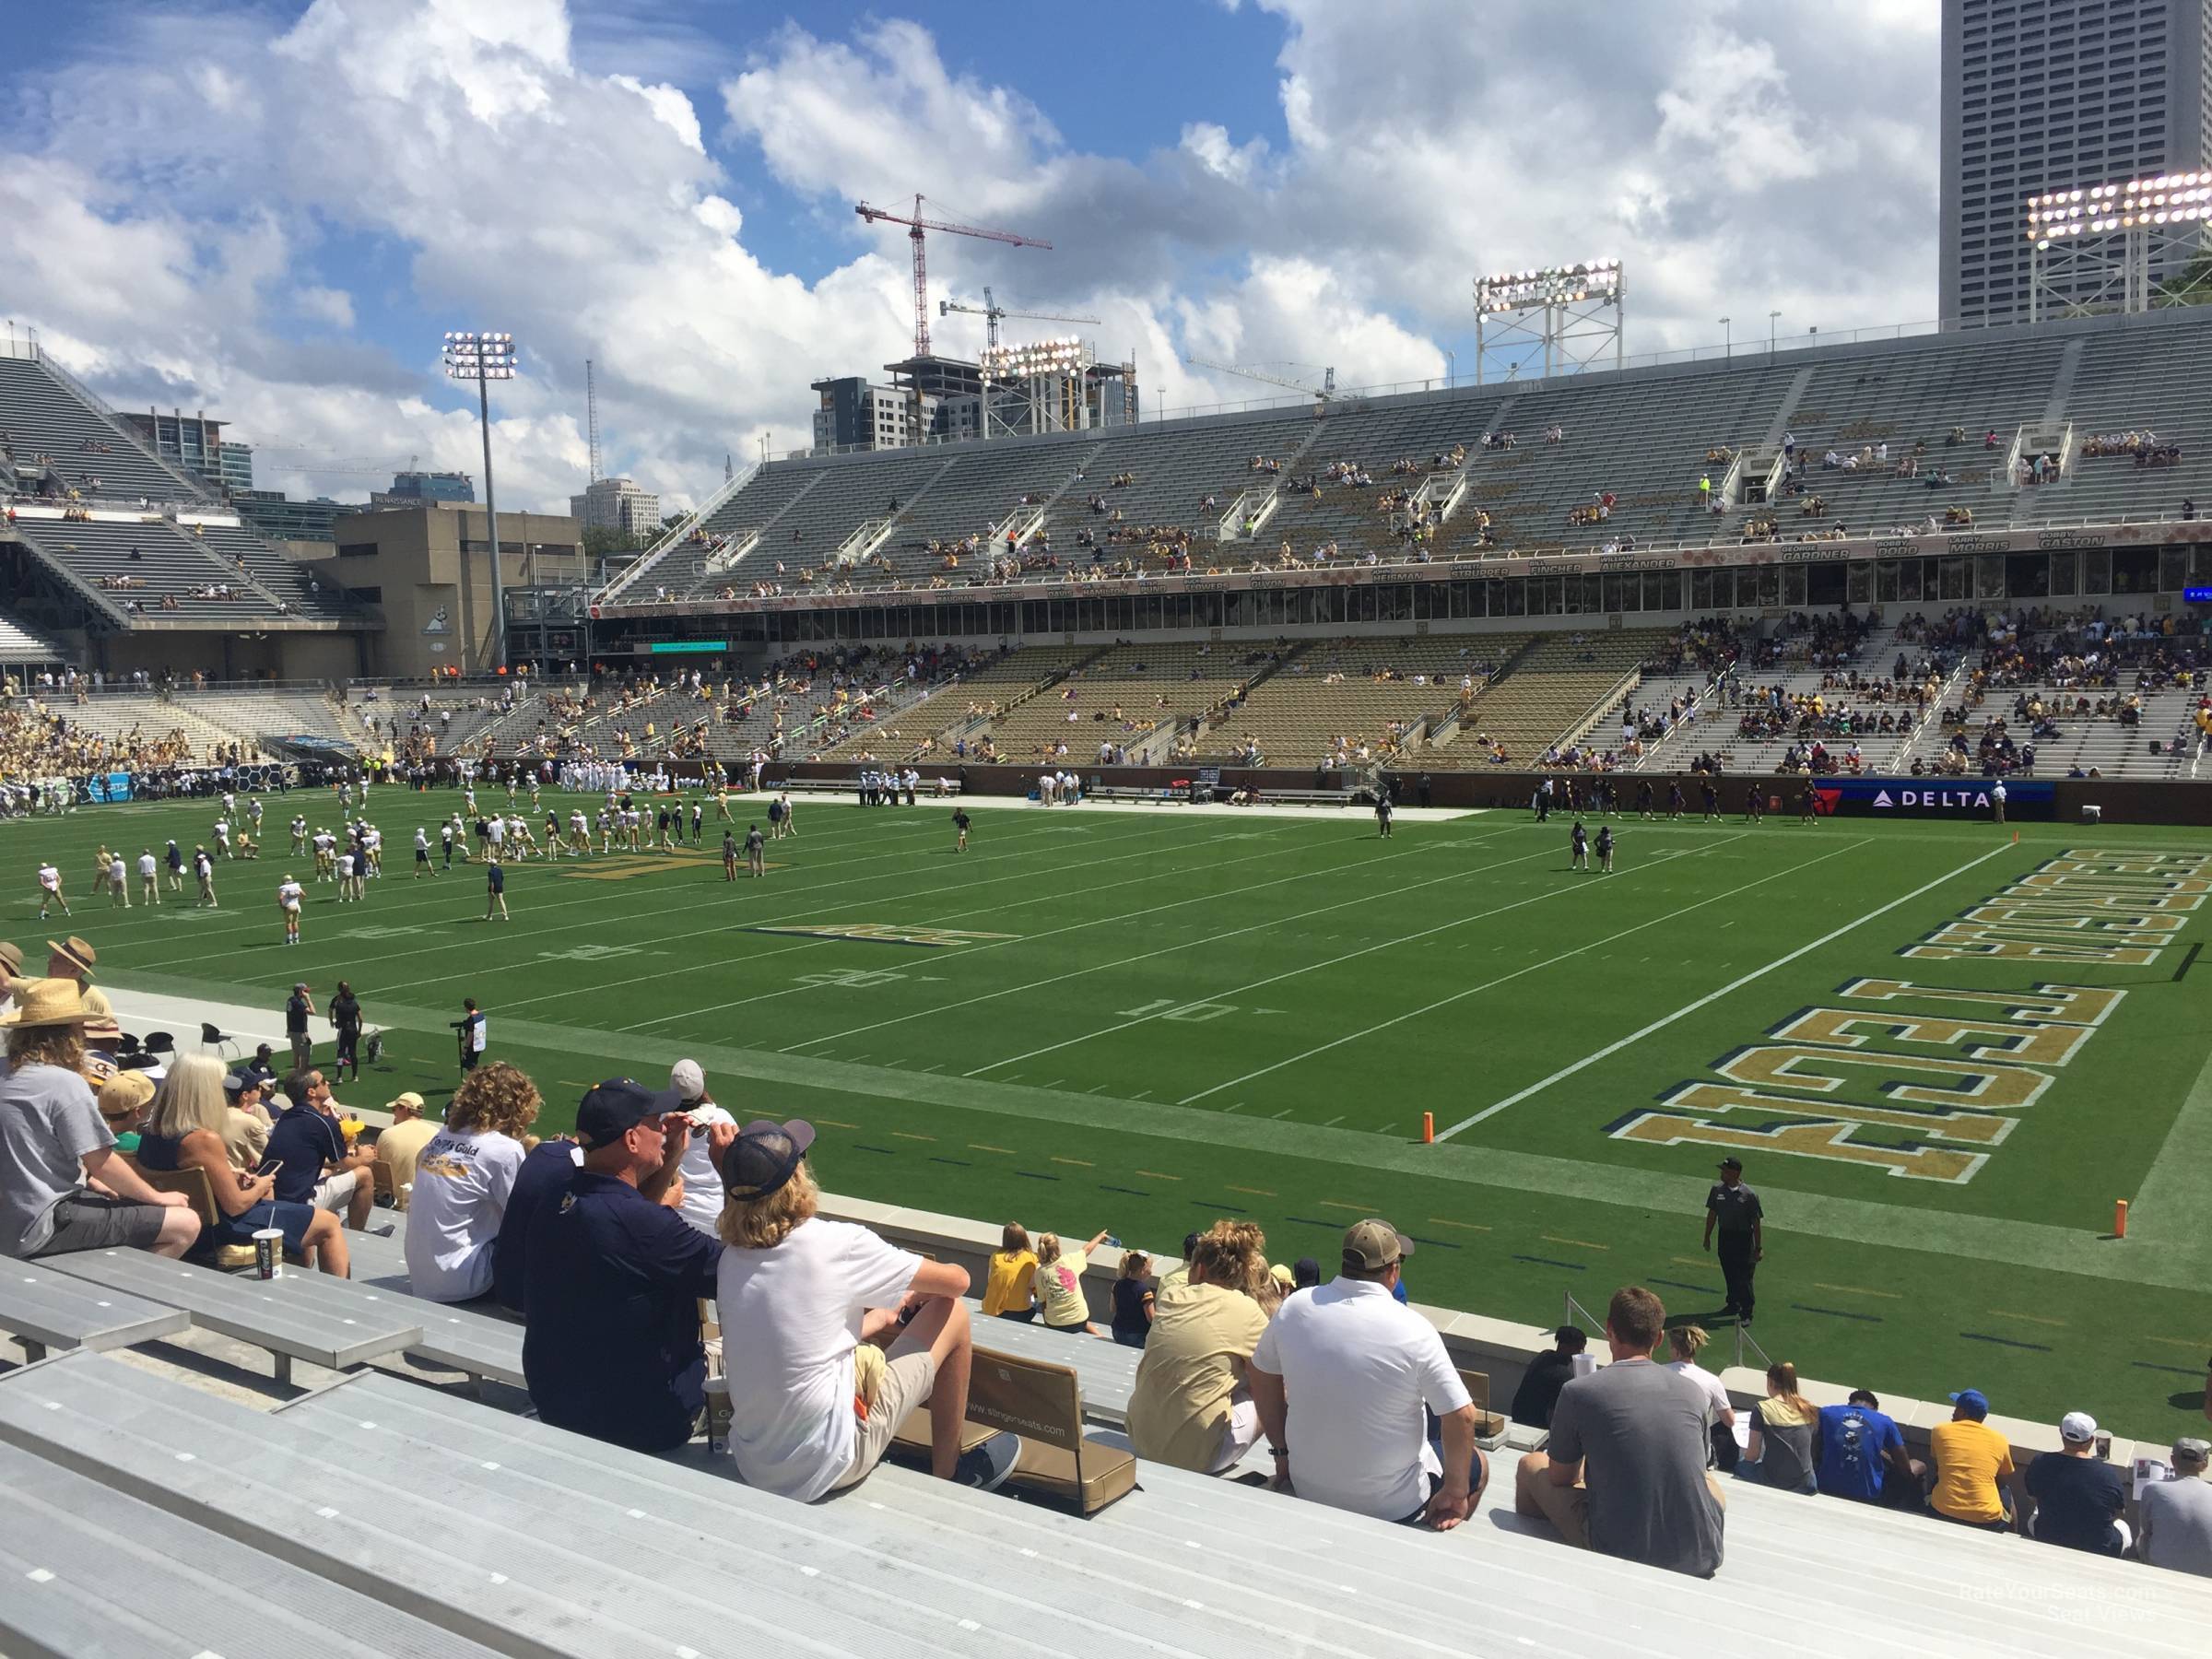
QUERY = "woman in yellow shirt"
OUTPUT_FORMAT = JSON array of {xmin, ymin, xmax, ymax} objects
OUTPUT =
[{"xmin": 981, "ymin": 1223, "xmax": 1039, "ymax": 1323}]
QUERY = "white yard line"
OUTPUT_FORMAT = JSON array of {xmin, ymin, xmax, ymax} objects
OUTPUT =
[
  {"xmin": 603, "ymin": 820, "xmax": 1335, "ymax": 1030},
  {"xmin": 637, "ymin": 822, "xmax": 1537, "ymax": 1036},
  {"xmin": 785, "ymin": 826, "xmax": 1552, "ymax": 1057},
  {"xmin": 1432, "ymin": 841, "xmax": 2010, "ymax": 1142},
  {"xmin": 1182, "ymin": 837, "xmax": 1862, "ymax": 1108},
  {"xmin": 965, "ymin": 836, "xmax": 1750, "ymax": 1080},
  {"xmin": 123, "ymin": 807, "xmax": 1190, "ymax": 975}
]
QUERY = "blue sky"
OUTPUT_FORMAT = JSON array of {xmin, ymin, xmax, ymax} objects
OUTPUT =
[{"xmin": 0, "ymin": 1, "xmax": 1941, "ymax": 514}]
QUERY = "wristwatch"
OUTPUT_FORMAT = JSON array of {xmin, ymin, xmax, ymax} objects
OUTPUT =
[{"xmin": 1269, "ymin": 1444, "xmax": 1289, "ymax": 1460}]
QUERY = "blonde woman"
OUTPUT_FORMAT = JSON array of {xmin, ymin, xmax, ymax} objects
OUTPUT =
[
  {"xmin": 1035, "ymin": 1228, "xmax": 1112, "ymax": 1334},
  {"xmin": 982, "ymin": 1222, "xmax": 1039, "ymax": 1324},
  {"xmin": 713, "ymin": 1118, "xmax": 1017, "ymax": 1498},
  {"xmin": 1665, "ymin": 1324, "xmax": 1739, "ymax": 1471},
  {"xmin": 1209, "ymin": 1219, "xmax": 1280, "ymax": 1316},
  {"xmin": 136, "ymin": 1053, "xmax": 349, "ymax": 1276},
  {"xmin": 1126, "ymin": 1220, "xmax": 1277, "ymax": 1474},
  {"xmin": 1737, "ymin": 1360, "xmax": 1819, "ymax": 1492},
  {"xmin": 404, "ymin": 1060, "xmax": 539, "ymax": 1302}
]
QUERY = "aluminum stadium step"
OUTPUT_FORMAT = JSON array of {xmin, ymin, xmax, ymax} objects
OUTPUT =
[
  {"xmin": 0, "ymin": 1258, "xmax": 187, "ymax": 1362},
  {"xmin": 0, "ymin": 1435, "xmax": 509, "ymax": 1659},
  {"xmin": 39, "ymin": 1246, "xmax": 423, "ymax": 1386}
]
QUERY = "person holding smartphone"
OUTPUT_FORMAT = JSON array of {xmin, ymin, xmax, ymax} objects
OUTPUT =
[{"xmin": 137, "ymin": 1055, "xmax": 347, "ymax": 1276}]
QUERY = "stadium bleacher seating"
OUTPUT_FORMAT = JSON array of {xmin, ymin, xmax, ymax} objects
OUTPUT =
[
  {"xmin": 0, "ymin": 349, "xmax": 358, "ymax": 628},
  {"xmin": 22, "ymin": 689, "xmax": 252, "ymax": 764},
  {"xmin": 1425, "ymin": 629, "xmax": 1673, "ymax": 767},
  {"xmin": 816, "ymin": 645, "xmax": 1096, "ymax": 759},
  {"xmin": 5, "ymin": 1219, "xmax": 2208, "ymax": 1659},
  {"xmin": 0, "ymin": 605, "xmax": 65, "ymax": 663},
  {"xmin": 1198, "ymin": 635, "xmax": 1529, "ymax": 766},
  {"xmin": 601, "ymin": 312, "xmax": 2212, "ymax": 625},
  {"xmin": 983, "ymin": 641, "xmax": 1266, "ymax": 762}
]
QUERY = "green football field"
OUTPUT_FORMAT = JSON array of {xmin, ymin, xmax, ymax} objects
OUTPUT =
[{"xmin": 13, "ymin": 785, "xmax": 2212, "ymax": 1438}]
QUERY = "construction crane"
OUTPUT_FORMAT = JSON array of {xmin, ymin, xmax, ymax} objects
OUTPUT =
[
  {"xmin": 938, "ymin": 287, "xmax": 1100, "ymax": 351},
  {"xmin": 585, "ymin": 358, "xmax": 602, "ymax": 484},
  {"xmin": 1182, "ymin": 357, "xmax": 1337, "ymax": 401},
  {"xmin": 854, "ymin": 195, "xmax": 1051, "ymax": 359}
]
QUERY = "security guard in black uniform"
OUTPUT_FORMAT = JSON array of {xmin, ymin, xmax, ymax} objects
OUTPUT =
[{"xmin": 1702, "ymin": 1156, "xmax": 1764, "ymax": 1323}]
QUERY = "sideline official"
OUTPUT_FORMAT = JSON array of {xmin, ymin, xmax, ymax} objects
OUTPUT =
[{"xmin": 1702, "ymin": 1156, "xmax": 1763, "ymax": 1323}]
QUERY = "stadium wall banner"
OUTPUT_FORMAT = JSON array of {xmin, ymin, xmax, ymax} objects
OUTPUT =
[{"xmin": 1809, "ymin": 777, "xmax": 2056, "ymax": 820}]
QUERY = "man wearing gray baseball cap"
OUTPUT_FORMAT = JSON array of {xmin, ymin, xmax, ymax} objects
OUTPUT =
[
  {"xmin": 1248, "ymin": 1218, "xmax": 1486, "ymax": 1529},
  {"xmin": 2139, "ymin": 1437, "xmax": 2212, "ymax": 1577}
]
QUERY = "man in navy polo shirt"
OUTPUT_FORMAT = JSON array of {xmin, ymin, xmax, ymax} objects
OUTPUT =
[
  {"xmin": 521, "ymin": 1079, "xmax": 733, "ymax": 1452},
  {"xmin": 494, "ymin": 1135, "xmax": 583, "ymax": 1314},
  {"xmin": 265, "ymin": 1069, "xmax": 374, "ymax": 1230}
]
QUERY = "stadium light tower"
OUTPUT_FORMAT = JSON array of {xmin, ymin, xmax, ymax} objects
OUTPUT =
[
  {"xmin": 442, "ymin": 331, "xmax": 516, "ymax": 673},
  {"xmin": 1471, "ymin": 260, "xmax": 1624, "ymax": 383},
  {"xmin": 2025, "ymin": 172, "xmax": 2212, "ymax": 321},
  {"xmin": 980, "ymin": 335, "xmax": 1095, "ymax": 439}
]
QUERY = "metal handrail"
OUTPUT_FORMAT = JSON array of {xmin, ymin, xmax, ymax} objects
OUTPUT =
[
  {"xmin": 1563, "ymin": 1290, "xmax": 1605, "ymax": 1335},
  {"xmin": 1734, "ymin": 1322, "xmax": 1773, "ymax": 1371},
  {"xmin": 595, "ymin": 457, "xmax": 762, "ymax": 606}
]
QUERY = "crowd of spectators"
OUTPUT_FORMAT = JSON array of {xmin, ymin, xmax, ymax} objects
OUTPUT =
[{"xmin": 1, "ymin": 951, "xmax": 2208, "ymax": 1584}]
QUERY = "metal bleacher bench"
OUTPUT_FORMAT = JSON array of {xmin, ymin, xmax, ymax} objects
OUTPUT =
[
  {"xmin": 0, "ymin": 1260, "xmax": 187, "ymax": 1363},
  {"xmin": 3, "ymin": 1343, "xmax": 2206, "ymax": 1656},
  {"xmin": 0, "ymin": 1436, "xmax": 507, "ymax": 1659},
  {"xmin": 0, "ymin": 1349, "xmax": 1204, "ymax": 1659},
  {"xmin": 344, "ymin": 1221, "xmax": 528, "ymax": 1391},
  {"xmin": 39, "ymin": 1247, "xmax": 423, "ymax": 1387}
]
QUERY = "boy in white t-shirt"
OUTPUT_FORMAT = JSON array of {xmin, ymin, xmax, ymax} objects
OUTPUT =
[
  {"xmin": 667, "ymin": 1058, "xmax": 736, "ymax": 1238},
  {"xmin": 403, "ymin": 1061, "xmax": 537, "ymax": 1302},
  {"xmin": 714, "ymin": 1120, "xmax": 1017, "ymax": 1500}
]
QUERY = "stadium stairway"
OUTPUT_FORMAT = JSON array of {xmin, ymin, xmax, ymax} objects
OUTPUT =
[{"xmin": 0, "ymin": 604, "xmax": 67, "ymax": 663}]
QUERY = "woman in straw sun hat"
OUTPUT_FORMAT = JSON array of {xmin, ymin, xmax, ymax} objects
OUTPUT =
[{"xmin": 0, "ymin": 978, "xmax": 200, "ymax": 1261}]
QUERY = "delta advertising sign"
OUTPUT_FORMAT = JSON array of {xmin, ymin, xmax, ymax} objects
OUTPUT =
[{"xmin": 1806, "ymin": 777, "xmax": 2055, "ymax": 821}]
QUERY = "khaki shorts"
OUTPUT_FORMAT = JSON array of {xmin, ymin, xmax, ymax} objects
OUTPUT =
[{"xmin": 833, "ymin": 1346, "xmax": 937, "ymax": 1491}]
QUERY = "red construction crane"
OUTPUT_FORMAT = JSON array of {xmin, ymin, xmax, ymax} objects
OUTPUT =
[{"xmin": 854, "ymin": 194, "xmax": 1052, "ymax": 359}]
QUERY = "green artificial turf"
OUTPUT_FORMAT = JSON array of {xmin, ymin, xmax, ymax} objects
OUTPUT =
[{"xmin": 13, "ymin": 784, "xmax": 2212, "ymax": 1438}]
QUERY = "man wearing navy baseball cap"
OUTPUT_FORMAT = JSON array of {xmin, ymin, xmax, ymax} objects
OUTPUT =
[{"xmin": 520, "ymin": 1077, "xmax": 735, "ymax": 1452}]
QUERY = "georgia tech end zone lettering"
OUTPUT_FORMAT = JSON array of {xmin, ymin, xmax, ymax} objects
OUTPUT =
[{"xmin": 1606, "ymin": 849, "xmax": 2209, "ymax": 1182}]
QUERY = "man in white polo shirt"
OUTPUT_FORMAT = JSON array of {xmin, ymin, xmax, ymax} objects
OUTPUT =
[{"xmin": 1249, "ymin": 1218, "xmax": 1486, "ymax": 1528}]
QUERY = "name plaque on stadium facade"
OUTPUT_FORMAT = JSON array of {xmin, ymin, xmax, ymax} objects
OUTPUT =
[{"xmin": 1809, "ymin": 778, "xmax": 2056, "ymax": 821}]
